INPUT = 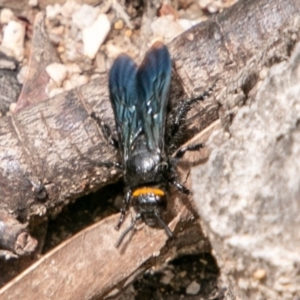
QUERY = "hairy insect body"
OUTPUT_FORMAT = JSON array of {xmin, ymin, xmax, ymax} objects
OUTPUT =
[
  {"xmin": 108, "ymin": 41, "xmax": 207, "ymax": 245},
  {"xmin": 124, "ymin": 134, "xmax": 168, "ymax": 227}
]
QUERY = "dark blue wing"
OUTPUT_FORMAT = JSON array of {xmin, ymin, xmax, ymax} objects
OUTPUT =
[
  {"xmin": 136, "ymin": 42, "xmax": 172, "ymax": 152},
  {"xmin": 109, "ymin": 54, "xmax": 140, "ymax": 161}
]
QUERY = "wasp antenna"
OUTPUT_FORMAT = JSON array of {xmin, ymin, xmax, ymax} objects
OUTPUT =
[
  {"xmin": 154, "ymin": 213, "xmax": 173, "ymax": 238},
  {"xmin": 115, "ymin": 214, "xmax": 141, "ymax": 248}
]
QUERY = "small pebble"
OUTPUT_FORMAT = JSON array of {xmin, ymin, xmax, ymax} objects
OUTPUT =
[
  {"xmin": 17, "ymin": 65, "xmax": 28, "ymax": 84},
  {"xmin": 158, "ymin": 4, "xmax": 178, "ymax": 18},
  {"xmin": 178, "ymin": 18, "xmax": 199, "ymax": 31},
  {"xmin": 61, "ymin": 1, "xmax": 80, "ymax": 18},
  {"xmin": 46, "ymin": 63, "xmax": 67, "ymax": 86},
  {"xmin": 71, "ymin": 74, "xmax": 88, "ymax": 86},
  {"xmin": 28, "ymin": 0, "xmax": 38, "ymax": 7},
  {"xmin": 45, "ymin": 79, "xmax": 57, "ymax": 95},
  {"xmin": 160, "ymin": 270, "xmax": 174, "ymax": 285},
  {"xmin": 9, "ymin": 103, "xmax": 17, "ymax": 113},
  {"xmin": 90, "ymin": 73, "xmax": 100, "ymax": 80},
  {"xmin": 65, "ymin": 63, "xmax": 81, "ymax": 75},
  {"xmin": 82, "ymin": 14, "xmax": 111, "ymax": 59},
  {"xmin": 253, "ymin": 269, "xmax": 267, "ymax": 280},
  {"xmin": 48, "ymin": 88, "xmax": 65, "ymax": 98},
  {"xmin": 64, "ymin": 39, "xmax": 80, "ymax": 62},
  {"xmin": 72, "ymin": 4, "xmax": 99, "ymax": 30},
  {"xmin": 114, "ymin": 19, "xmax": 124, "ymax": 30},
  {"xmin": 0, "ymin": 8, "xmax": 14, "ymax": 24},
  {"xmin": 63, "ymin": 79, "xmax": 73, "ymax": 91},
  {"xmin": 96, "ymin": 52, "xmax": 106, "ymax": 73},
  {"xmin": 1, "ymin": 20, "xmax": 25, "ymax": 61},
  {"xmin": 51, "ymin": 25, "xmax": 65, "ymax": 36},
  {"xmin": 151, "ymin": 15, "xmax": 184, "ymax": 42},
  {"xmin": 186, "ymin": 281, "xmax": 201, "ymax": 295},
  {"xmin": 124, "ymin": 29, "xmax": 132, "ymax": 37},
  {"xmin": 63, "ymin": 74, "xmax": 88, "ymax": 90},
  {"xmin": 57, "ymin": 45, "xmax": 65, "ymax": 53},
  {"xmin": 179, "ymin": 271, "xmax": 187, "ymax": 277},
  {"xmin": 46, "ymin": 4, "xmax": 61, "ymax": 20}
]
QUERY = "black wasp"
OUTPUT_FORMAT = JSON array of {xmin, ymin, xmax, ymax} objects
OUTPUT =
[{"xmin": 104, "ymin": 41, "xmax": 212, "ymax": 245}]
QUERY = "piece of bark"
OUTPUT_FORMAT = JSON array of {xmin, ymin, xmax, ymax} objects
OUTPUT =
[
  {"xmin": 0, "ymin": 50, "xmax": 20, "ymax": 115},
  {"xmin": 15, "ymin": 12, "xmax": 60, "ymax": 112},
  {"xmin": 191, "ymin": 41, "xmax": 300, "ymax": 300},
  {"xmin": 0, "ymin": 210, "xmax": 37, "ymax": 257},
  {"xmin": 0, "ymin": 68, "xmax": 20, "ymax": 115}
]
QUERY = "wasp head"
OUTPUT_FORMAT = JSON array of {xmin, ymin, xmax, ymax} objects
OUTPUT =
[{"xmin": 131, "ymin": 187, "xmax": 167, "ymax": 227}]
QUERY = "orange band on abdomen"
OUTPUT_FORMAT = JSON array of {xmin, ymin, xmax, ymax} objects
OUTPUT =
[{"xmin": 132, "ymin": 187, "xmax": 165, "ymax": 197}]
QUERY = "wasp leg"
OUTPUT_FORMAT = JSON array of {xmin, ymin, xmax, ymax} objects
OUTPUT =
[
  {"xmin": 90, "ymin": 112, "xmax": 119, "ymax": 149},
  {"xmin": 29, "ymin": 178, "xmax": 48, "ymax": 200},
  {"xmin": 169, "ymin": 179, "xmax": 191, "ymax": 195},
  {"xmin": 174, "ymin": 143, "xmax": 205, "ymax": 159},
  {"xmin": 115, "ymin": 190, "xmax": 131, "ymax": 230},
  {"xmin": 169, "ymin": 84, "xmax": 216, "ymax": 138},
  {"xmin": 116, "ymin": 213, "xmax": 141, "ymax": 248},
  {"xmin": 97, "ymin": 161, "xmax": 123, "ymax": 169}
]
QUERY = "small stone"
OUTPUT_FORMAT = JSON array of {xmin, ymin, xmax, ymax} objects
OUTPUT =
[
  {"xmin": 160, "ymin": 270, "xmax": 174, "ymax": 285},
  {"xmin": 64, "ymin": 39, "xmax": 80, "ymax": 62},
  {"xmin": 45, "ymin": 79, "xmax": 58, "ymax": 95},
  {"xmin": 158, "ymin": 4, "xmax": 178, "ymax": 18},
  {"xmin": 186, "ymin": 281, "xmax": 200, "ymax": 295},
  {"xmin": 48, "ymin": 88, "xmax": 65, "ymax": 98},
  {"xmin": 151, "ymin": 15, "xmax": 184, "ymax": 43},
  {"xmin": 105, "ymin": 42, "xmax": 123, "ymax": 58},
  {"xmin": 61, "ymin": 1, "xmax": 80, "ymax": 18},
  {"xmin": 51, "ymin": 25, "xmax": 64, "ymax": 36},
  {"xmin": 90, "ymin": 73, "xmax": 100, "ymax": 80},
  {"xmin": 114, "ymin": 19, "xmax": 124, "ymax": 30},
  {"xmin": 66, "ymin": 63, "xmax": 81, "ymax": 75},
  {"xmin": 9, "ymin": 102, "xmax": 17, "ymax": 113},
  {"xmin": 63, "ymin": 79, "xmax": 73, "ymax": 91},
  {"xmin": 74, "ymin": 74, "xmax": 88, "ymax": 86},
  {"xmin": 0, "ymin": 8, "xmax": 14, "ymax": 24},
  {"xmin": 46, "ymin": 63, "xmax": 67, "ymax": 86},
  {"xmin": 17, "ymin": 65, "xmax": 28, "ymax": 84},
  {"xmin": 57, "ymin": 45, "xmax": 65, "ymax": 53},
  {"xmin": 1, "ymin": 21, "xmax": 25, "ymax": 61},
  {"xmin": 63, "ymin": 74, "xmax": 88, "ymax": 90},
  {"xmin": 199, "ymin": 0, "xmax": 220, "ymax": 13},
  {"xmin": 82, "ymin": 14, "xmax": 111, "ymax": 59},
  {"xmin": 124, "ymin": 29, "xmax": 132, "ymax": 37},
  {"xmin": 96, "ymin": 52, "xmax": 106, "ymax": 73},
  {"xmin": 253, "ymin": 269, "xmax": 267, "ymax": 280},
  {"xmin": 46, "ymin": 4, "xmax": 61, "ymax": 20},
  {"xmin": 179, "ymin": 271, "xmax": 187, "ymax": 277},
  {"xmin": 199, "ymin": 258, "xmax": 207, "ymax": 265},
  {"xmin": 72, "ymin": 4, "xmax": 99, "ymax": 30},
  {"xmin": 178, "ymin": 18, "xmax": 198, "ymax": 31},
  {"xmin": 28, "ymin": 0, "xmax": 38, "ymax": 7}
]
